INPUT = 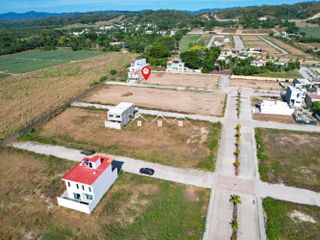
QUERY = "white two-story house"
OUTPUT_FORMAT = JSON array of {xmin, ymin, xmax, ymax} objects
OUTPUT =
[{"xmin": 57, "ymin": 155, "xmax": 118, "ymax": 214}]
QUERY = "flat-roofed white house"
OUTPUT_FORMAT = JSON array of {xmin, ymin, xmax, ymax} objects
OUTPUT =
[
  {"xmin": 128, "ymin": 58, "xmax": 148, "ymax": 83},
  {"xmin": 105, "ymin": 102, "xmax": 135, "ymax": 130},
  {"xmin": 259, "ymin": 100, "xmax": 294, "ymax": 115},
  {"xmin": 285, "ymin": 86, "xmax": 305, "ymax": 108},
  {"xmin": 166, "ymin": 58, "xmax": 186, "ymax": 73},
  {"xmin": 57, "ymin": 155, "xmax": 118, "ymax": 214}
]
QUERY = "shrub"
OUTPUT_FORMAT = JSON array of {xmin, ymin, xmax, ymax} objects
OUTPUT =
[{"xmin": 110, "ymin": 69, "xmax": 118, "ymax": 76}]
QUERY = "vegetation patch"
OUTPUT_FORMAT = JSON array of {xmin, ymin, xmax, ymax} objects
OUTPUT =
[
  {"xmin": 179, "ymin": 34, "xmax": 202, "ymax": 52},
  {"xmin": 0, "ymin": 147, "xmax": 210, "ymax": 239},
  {"xmin": 255, "ymin": 128, "xmax": 320, "ymax": 191},
  {"xmin": 263, "ymin": 197, "xmax": 320, "ymax": 240}
]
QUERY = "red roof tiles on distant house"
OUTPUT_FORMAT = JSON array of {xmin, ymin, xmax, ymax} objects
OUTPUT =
[{"xmin": 63, "ymin": 155, "xmax": 113, "ymax": 185}]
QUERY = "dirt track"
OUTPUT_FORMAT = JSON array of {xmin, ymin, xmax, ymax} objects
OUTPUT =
[
  {"xmin": 85, "ymin": 85, "xmax": 226, "ymax": 116},
  {"xmin": 230, "ymin": 79, "xmax": 283, "ymax": 90}
]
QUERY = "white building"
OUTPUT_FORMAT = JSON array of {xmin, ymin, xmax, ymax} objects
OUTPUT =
[
  {"xmin": 57, "ymin": 155, "xmax": 118, "ymax": 214},
  {"xmin": 166, "ymin": 58, "xmax": 186, "ymax": 73},
  {"xmin": 105, "ymin": 102, "xmax": 135, "ymax": 130},
  {"xmin": 128, "ymin": 58, "xmax": 148, "ymax": 83},
  {"xmin": 285, "ymin": 86, "xmax": 305, "ymax": 108},
  {"xmin": 260, "ymin": 100, "xmax": 294, "ymax": 115},
  {"xmin": 251, "ymin": 60, "xmax": 266, "ymax": 67}
]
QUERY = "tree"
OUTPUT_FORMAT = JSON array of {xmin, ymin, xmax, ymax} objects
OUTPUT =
[
  {"xmin": 148, "ymin": 44, "xmax": 170, "ymax": 58},
  {"xmin": 229, "ymin": 194, "xmax": 241, "ymax": 206},
  {"xmin": 180, "ymin": 45, "xmax": 205, "ymax": 69},
  {"xmin": 312, "ymin": 102, "xmax": 320, "ymax": 115}
]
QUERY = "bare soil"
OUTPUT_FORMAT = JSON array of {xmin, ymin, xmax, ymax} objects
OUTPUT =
[
  {"xmin": 253, "ymin": 113, "xmax": 295, "ymax": 124},
  {"xmin": 145, "ymin": 72, "xmax": 219, "ymax": 88},
  {"xmin": 37, "ymin": 108, "xmax": 219, "ymax": 169},
  {"xmin": 85, "ymin": 85, "xmax": 226, "ymax": 116},
  {"xmin": 230, "ymin": 79, "xmax": 283, "ymax": 90},
  {"xmin": 241, "ymin": 35, "xmax": 281, "ymax": 55}
]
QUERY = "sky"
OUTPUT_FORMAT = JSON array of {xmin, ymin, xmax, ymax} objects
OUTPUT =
[{"xmin": 0, "ymin": 0, "xmax": 314, "ymax": 13}]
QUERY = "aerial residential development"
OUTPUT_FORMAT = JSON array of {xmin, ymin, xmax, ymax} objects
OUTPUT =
[{"xmin": 0, "ymin": 1, "xmax": 319, "ymax": 240}]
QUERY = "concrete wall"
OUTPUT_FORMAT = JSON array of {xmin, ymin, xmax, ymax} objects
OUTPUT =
[
  {"xmin": 105, "ymin": 121, "xmax": 122, "ymax": 130},
  {"xmin": 57, "ymin": 191, "xmax": 92, "ymax": 214},
  {"xmin": 231, "ymin": 75, "xmax": 294, "ymax": 82}
]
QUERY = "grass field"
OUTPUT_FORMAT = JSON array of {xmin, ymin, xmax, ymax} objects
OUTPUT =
[
  {"xmin": 255, "ymin": 128, "xmax": 320, "ymax": 192},
  {"xmin": 0, "ymin": 72, "xmax": 9, "ymax": 78},
  {"xmin": 0, "ymin": 52, "xmax": 133, "ymax": 139},
  {"xmin": 0, "ymin": 147, "xmax": 210, "ymax": 239},
  {"xmin": 299, "ymin": 27, "xmax": 320, "ymax": 39},
  {"xmin": 263, "ymin": 197, "xmax": 320, "ymax": 240},
  {"xmin": 179, "ymin": 34, "xmax": 202, "ymax": 52},
  {"xmin": 0, "ymin": 49, "xmax": 106, "ymax": 74},
  {"xmin": 20, "ymin": 107, "xmax": 222, "ymax": 170},
  {"xmin": 255, "ymin": 69, "xmax": 302, "ymax": 79}
]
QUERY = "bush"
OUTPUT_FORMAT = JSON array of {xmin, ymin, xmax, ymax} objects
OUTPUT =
[{"xmin": 110, "ymin": 69, "xmax": 118, "ymax": 76}]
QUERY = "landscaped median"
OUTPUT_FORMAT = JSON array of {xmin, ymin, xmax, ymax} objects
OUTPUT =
[
  {"xmin": 255, "ymin": 128, "xmax": 320, "ymax": 192},
  {"xmin": 0, "ymin": 147, "xmax": 210, "ymax": 239},
  {"xmin": 19, "ymin": 107, "xmax": 222, "ymax": 171}
]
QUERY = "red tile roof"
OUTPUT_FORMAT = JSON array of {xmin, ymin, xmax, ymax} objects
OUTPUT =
[
  {"xmin": 308, "ymin": 94, "xmax": 320, "ymax": 100},
  {"xmin": 63, "ymin": 155, "xmax": 113, "ymax": 185}
]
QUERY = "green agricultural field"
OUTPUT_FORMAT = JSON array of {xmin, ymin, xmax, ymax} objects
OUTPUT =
[
  {"xmin": 179, "ymin": 34, "xmax": 202, "ymax": 52},
  {"xmin": 0, "ymin": 147, "xmax": 210, "ymax": 240},
  {"xmin": 0, "ymin": 48, "xmax": 106, "ymax": 74},
  {"xmin": 300, "ymin": 27, "xmax": 320, "ymax": 39},
  {"xmin": 255, "ymin": 69, "xmax": 302, "ymax": 79},
  {"xmin": 255, "ymin": 128, "xmax": 320, "ymax": 192},
  {"xmin": 0, "ymin": 72, "xmax": 9, "ymax": 78},
  {"xmin": 263, "ymin": 198, "xmax": 320, "ymax": 240}
]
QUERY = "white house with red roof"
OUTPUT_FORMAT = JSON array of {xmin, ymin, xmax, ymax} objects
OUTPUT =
[{"xmin": 57, "ymin": 155, "xmax": 118, "ymax": 214}]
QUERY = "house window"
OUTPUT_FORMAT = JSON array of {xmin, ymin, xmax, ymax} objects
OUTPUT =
[
  {"xmin": 73, "ymin": 193, "xmax": 81, "ymax": 200},
  {"xmin": 85, "ymin": 194, "xmax": 93, "ymax": 201},
  {"xmin": 88, "ymin": 187, "xmax": 92, "ymax": 192},
  {"xmin": 82, "ymin": 185, "xmax": 85, "ymax": 191},
  {"xmin": 67, "ymin": 182, "xmax": 71, "ymax": 187},
  {"xmin": 76, "ymin": 184, "xmax": 79, "ymax": 189}
]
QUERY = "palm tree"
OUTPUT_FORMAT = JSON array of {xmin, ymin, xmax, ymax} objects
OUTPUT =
[
  {"xmin": 229, "ymin": 194, "xmax": 241, "ymax": 219},
  {"xmin": 230, "ymin": 219, "xmax": 239, "ymax": 229}
]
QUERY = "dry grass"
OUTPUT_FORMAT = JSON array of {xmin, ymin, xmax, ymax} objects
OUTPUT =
[
  {"xmin": 85, "ymin": 85, "xmax": 226, "ymax": 116},
  {"xmin": 253, "ymin": 113, "xmax": 295, "ymax": 124},
  {"xmin": 145, "ymin": 72, "xmax": 219, "ymax": 88},
  {"xmin": 256, "ymin": 128, "xmax": 320, "ymax": 192},
  {"xmin": 241, "ymin": 35, "xmax": 281, "ymax": 55},
  {"xmin": 0, "ymin": 52, "xmax": 134, "ymax": 139},
  {"xmin": 0, "ymin": 147, "xmax": 210, "ymax": 239},
  {"xmin": 31, "ymin": 108, "xmax": 221, "ymax": 170},
  {"xmin": 230, "ymin": 79, "xmax": 283, "ymax": 90}
]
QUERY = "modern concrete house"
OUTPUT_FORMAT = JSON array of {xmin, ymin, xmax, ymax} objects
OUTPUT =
[
  {"xmin": 128, "ymin": 58, "xmax": 148, "ymax": 83},
  {"xmin": 105, "ymin": 102, "xmax": 135, "ymax": 130},
  {"xmin": 285, "ymin": 86, "xmax": 305, "ymax": 108},
  {"xmin": 166, "ymin": 58, "xmax": 186, "ymax": 73},
  {"xmin": 57, "ymin": 155, "xmax": 118, "ymax": 214}
]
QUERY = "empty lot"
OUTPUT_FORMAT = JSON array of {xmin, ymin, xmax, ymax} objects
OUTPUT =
[
  {"xmin": 85, "ymin": 85, "xmax": 226, "ymax": 116},
  {"xmin": 241, "ymin": 35, "xmax": 281, "ymax": 56},
  {"xmin": 230, "ymin": 79, "xmax": 283, "ymax": 90},
  {"xmin": 0, "ymin": 52, "xmax": 133, "ymax": 139},
  {"xmin": 22, "ymin": 108, "xmax": 221, "ymax": 170},
  {"xmin": 145, "ymin": 72, "xmax": 219, "ymax": 88},
  {"xmin": 0, "ymin": 147, "xmax": 210, "ymax": 240},
  {"xmin": 255, "ymin": 128, "xmax": 320, "ymax": 192}
]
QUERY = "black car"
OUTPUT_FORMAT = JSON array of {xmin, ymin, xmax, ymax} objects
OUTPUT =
[
  {"xmin": 80, "ymin": 149, "xmax": 96, "ymax": 156},
  {"xmin": 139, "ymin": 168, "xmax": 155, "ymax": 176}
]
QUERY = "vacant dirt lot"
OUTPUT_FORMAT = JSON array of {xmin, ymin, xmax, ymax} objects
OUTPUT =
[
  {"xmin": 85, "ymin": 85, "xmax": 226, "ymax": 116},
  {"xmin": 256, "ymin": 128, "xmax": 320, "ymax": 192},
  {"xmin": 0, "ymin": 147, "xmax": 209, "ymax": 239},
  {"xmin": 32, "ymin": 108, "xmax": 221, "ymax": 170},
  {"xmin": 145, "ymin": 72, "xmax": 219, "ymax": 88},
  {"xmin": 241, "ymin": 35, "xmax": 281, "ymax": 56},
  {"xmin": 253, "ymin": 113, "xmax": 295, "ymax": 124},
  {"xmin": 0, "ymin": 52, "xmax": 133, "ymax": 139},
  {"xmin": 230, "ymin": 79, "xmax": 283, "ymax": 90}
]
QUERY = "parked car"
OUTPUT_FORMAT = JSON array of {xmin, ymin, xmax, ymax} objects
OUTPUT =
[
  {"xmin": 139, "ymin": 168, "xmax": 155, "ymax": 176},
  {"xmin": 80, "ymin": 149, "xmax": 96, "ymax": 156}
]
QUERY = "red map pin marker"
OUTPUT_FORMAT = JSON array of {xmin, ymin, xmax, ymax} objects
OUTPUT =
[{"xmin": 141, "ymin": 65, "xmax": 151, "ymax": 80}]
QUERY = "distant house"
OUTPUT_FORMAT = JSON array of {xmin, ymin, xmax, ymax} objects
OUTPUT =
[
  {"xmin": 259, "ymin": 100, "xmax": 294, "ymax": 115},
  {"xmin": 57, "ymin": 155, "xmax": 118, "ymax": 214},
  {"xmin": 128, "ymin": 58, "xmax": 148, "ymax": 83},
  {"xmin": 251, "ymin": 60, "xmax": 266, "ymax": 67},
  {"xmin": 110, "ymin": 41, "xmax": 125, "ymax": 48},
  {"xmin": 105, "ymin": 102, "xmax": 136, "ymax": 130},
  {"xmin": 285, "ymin": 86, "xmax": 304, "ymax": 108},
  {"xmin": 166, "ymin": 58, "xmax": 186, "ymax": 73}
]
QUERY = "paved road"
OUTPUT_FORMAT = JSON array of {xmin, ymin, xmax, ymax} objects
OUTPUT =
[
  {"xmin": 258, "ymin": 36, "xmax": 288, "ymax": 55},
  {"xmin": 206, "ymin": 35, "xmax": 216, "ymax": 48},
  {"xmin": 11, "ymin": 141, "xmax": 214, "ymax": 189},
  {"xmin": 233, "ymin": 36, "xmax": 245, "ymax": 51}
]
